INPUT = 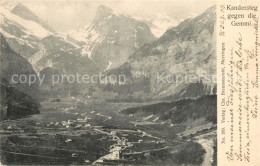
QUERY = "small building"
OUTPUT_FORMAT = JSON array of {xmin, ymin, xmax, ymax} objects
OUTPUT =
[
  {"xmin": 111, "ymin": 131, "xmax": 117, "ymax": 135},
  {"xmin": 138, "ymin": 139, "xmax": 143, "ymax": 143},
  {"xmin": 126, "ymin": 142, "xmax": 133, "ymax": 147},
  {"xmin": 110, "ymin": 146, "xmax": 122, "ymax": 160},
  {"xmin": 113, "ymin": 136, "xmax": 118, "ymax": 141}
]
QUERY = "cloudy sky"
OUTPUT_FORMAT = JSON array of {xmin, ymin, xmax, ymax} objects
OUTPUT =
[{"xmin": 15, "ymin": 0, "xmax": 215, "ymax": 33}]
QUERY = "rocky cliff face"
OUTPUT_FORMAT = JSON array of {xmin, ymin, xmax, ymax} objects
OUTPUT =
[
  {"xmin": 29, "ymin": 35, "xmax": 100, "ymax": 75},
  {"xmin": 103, "ymin": 6, "xmax": 216, "ymax": 100},
  {"xmin": 1, "ymin": 1, "xmax": 216, "ymax": 101},
  {"xmin": 1, "ymin": 2, "xmax": 155, "ymax": 77},
  {"xmin": 68, "ymin": 5, "xmax": 156, "ymax": 71}
]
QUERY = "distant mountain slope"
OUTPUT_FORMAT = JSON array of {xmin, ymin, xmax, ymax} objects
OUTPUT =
[
  {"xmin": 0, "ymin": 1, "xmax": 102, "ymax": 78},
  {"xmin": 102, "ymin": 6, "xmax": 216, "ymax": 100},
  {"xmin": 1, "ymin": 2, "xmax": 156, "ymax": 77},
  {"xmin": 0, "ymin": 1, "xmax": 54, "ymax": 59},
  {"xmin": 68, "ymin": 5, "xmax": 156, "ymax": 70},
  {"xmin": 134, "ymin": 13, "xmax": 181, "ymax": 37},
  {"xmin": 10, "ymin": 2, "xmax": 54, "ymax": 32}
]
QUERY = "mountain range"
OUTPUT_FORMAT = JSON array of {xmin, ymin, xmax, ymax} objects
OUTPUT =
[
  {"xmin": 101, "ymin": 6, "xmax": 216, "ymax": 101},
  {"xmin": 1, "ymin": 1, "xmax": 216, "ymax": 101},
  {"xmin": 67, "ymin": 5, "xmax": 156, "ymax": 70}
]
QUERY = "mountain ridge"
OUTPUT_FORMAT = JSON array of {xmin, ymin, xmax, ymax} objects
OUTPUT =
[
  {"xmin": 67, "ymin": 5, "xmax": 156, "ymax": 70},
  {"xmin": 98, "ymin": 6, "xmax": 216, "ymax": 101}
]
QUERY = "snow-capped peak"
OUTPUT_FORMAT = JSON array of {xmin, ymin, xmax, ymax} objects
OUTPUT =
[
  {"xmin": 132, "ymin": 13, "xmax": 180, "ymax": 37},
  {"xmin": 149, "ymin": 13, "xmax": 180, "ymax": 37},
  {"xmin": 0, "ymin": 3, "xmax": 52, "ymax": 39}
]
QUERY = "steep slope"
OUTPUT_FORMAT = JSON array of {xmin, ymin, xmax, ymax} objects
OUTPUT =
[
  {"xmin": 0, "ymin": 34, "xmax": 40, "ymax": 119},
  {"xmin": 68, "ymin": 5, "xmax": 156, "ymax": 71},
  {"xmin": 28, "ymin": 35, "xmax": 102, "ymax": 97},
  {"xmin": 29, "ymin": 35, "xmax": 100, "ymax": 75},
  {"xmin": 1, "ymin": 2, "xmax": 155, "ymax": 80},
  {"xmin": 0, "ymin": 1, "xmax": 54, "ymax": 59},
  {"xmin": 0, "ymin": 1, "xmax": 102, "ymax": 80},
  {"xmin": 0, "ymin": 33, "xmax": 40, "ymax": 98},
  {"xmin": 102, "ymin": 6, "xmax": 216, "ymax": 100}
]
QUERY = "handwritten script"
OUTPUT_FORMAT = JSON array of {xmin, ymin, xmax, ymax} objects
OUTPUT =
[{"xmin": 218, "ymin": 0, "xmax": 260, "ymax": 165}]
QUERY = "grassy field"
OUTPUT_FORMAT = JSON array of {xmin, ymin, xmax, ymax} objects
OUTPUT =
[{"xmin": 0, "ymin": 98, "xmax": 214, "ymax": 165}]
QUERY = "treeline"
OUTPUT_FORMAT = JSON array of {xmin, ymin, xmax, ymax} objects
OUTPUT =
[
  {"xmin": 0, "ymin": 80, "xmax": 40, "ymax": 120},
  {"xmin": 122, "ymin": 95, "xmax": 217, "ymax": 124}
]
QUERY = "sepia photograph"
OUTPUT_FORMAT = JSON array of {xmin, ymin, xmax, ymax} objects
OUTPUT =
[{"xmin": 0, "ymin": 0, "xmax": 218, "ymax": 165}]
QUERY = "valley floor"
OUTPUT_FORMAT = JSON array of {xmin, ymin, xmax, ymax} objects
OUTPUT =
[{"xmin": 0, "ymin": 98, "xmax": 216, "ymax": 165}]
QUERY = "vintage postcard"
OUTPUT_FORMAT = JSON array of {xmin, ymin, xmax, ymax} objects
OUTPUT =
[{"xmin": 0, "ymin": 0, "xmax": 259, "ymax": 165}]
